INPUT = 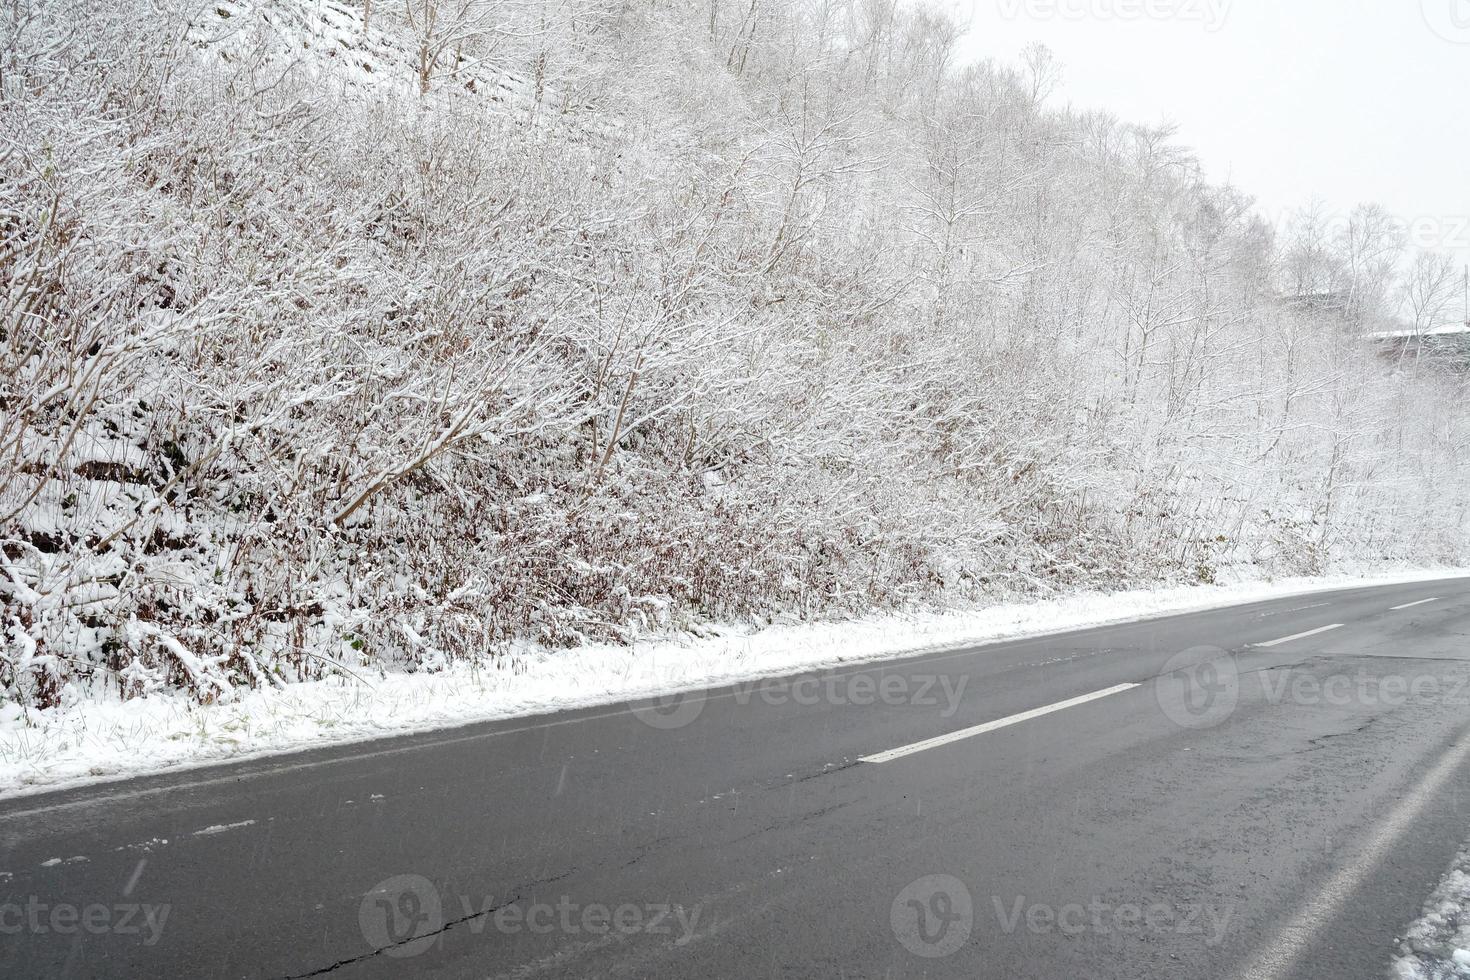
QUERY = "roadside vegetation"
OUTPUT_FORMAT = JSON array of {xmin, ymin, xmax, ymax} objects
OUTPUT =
[{"xmin": 3, "ymin": 0, "xmax": 1467, "ymax": 709}]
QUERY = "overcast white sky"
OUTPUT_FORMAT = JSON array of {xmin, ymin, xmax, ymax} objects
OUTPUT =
[{"xmin": 950, "ymin": 0, "xmax": 1470, "ymax": 275}]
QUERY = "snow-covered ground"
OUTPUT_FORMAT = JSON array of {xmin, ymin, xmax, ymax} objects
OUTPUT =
[
  {"xmin": 1395, "ymin": 852, "xmax": 1470, "ymax": 980},
  {"xmin": 1, "ymin": 567, "xmax": 1463, "ymax": 799}
]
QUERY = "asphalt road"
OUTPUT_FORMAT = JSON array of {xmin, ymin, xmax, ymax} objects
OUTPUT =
[{"xmin": 4, "ymin": 577, "xmax": 1470, "ymax": 979}]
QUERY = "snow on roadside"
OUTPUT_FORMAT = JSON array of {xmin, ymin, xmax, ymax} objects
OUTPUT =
[
  {"xmin": 1394, "ymin": 855, "xmax": 1470, "ymax": 980},
  {"xmin": 1, "ymin": 567, "xmax": 1465, "ymax": 799}
]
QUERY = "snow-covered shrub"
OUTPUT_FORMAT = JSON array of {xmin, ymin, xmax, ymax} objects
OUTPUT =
[{"xmin": 2, "ymin": 0, "xmax": 1467, "ymax": 708}]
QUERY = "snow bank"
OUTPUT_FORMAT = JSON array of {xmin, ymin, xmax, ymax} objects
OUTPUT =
[
  {"xmin": 1395, "ymin": 855, "xmax": 1470, "ymax": 980},
  {"xmin": 2, "ymin": 567, "xmax": 1462, "ymax": 799}
]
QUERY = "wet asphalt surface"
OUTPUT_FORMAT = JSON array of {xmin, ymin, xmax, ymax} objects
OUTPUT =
[{"xmin": 3, "ymin": 577, "xmax": 1470, "ymax": 979}]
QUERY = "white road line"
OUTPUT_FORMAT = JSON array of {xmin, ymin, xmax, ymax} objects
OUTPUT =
[
  {"xmin": 191, "ymin": 819, "xmax": 255, "ymax": 837},
  {"xmin": 1240, "ymin": 730, "xmax": 1470, "ymax": 980},
  {"xmin": 859, "ymin": 684, "xmax": 1140, "ymax": 764},
  {"xmin": 1391, "ymin": 597, "xmax": 1440, "ymax": 611},
  {"xmin": 1259, "ymin": 602, "xmax": 1330, "ymax": 619},
  {"xmin": 1255, "ymin": 624, "xmax": 1344, "ymax": 648}
]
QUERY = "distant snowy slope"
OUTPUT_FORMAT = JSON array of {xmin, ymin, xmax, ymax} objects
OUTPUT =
[{"xmin": 191, "ymin": 0, "xmax": 602, "ymax": 126}]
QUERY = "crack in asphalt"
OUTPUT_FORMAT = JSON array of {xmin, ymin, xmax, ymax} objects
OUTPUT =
[
  {"xmin": 279, "ymin": 870, "xmax": 575, "ymax": 979},
  {"xmin": 1307, "ymin": 717, "xmax": 1380, "ymax": 749},
  {"xmin": 278, "ymin": 899, "xmax": 521, "ymax": 979},
  {"xmin": 792, "ymin": 759, "xmax": 860, "ymax": 783}
]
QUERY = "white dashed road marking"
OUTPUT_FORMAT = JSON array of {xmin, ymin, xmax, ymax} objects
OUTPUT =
[
  {"xmin": 860, "ymin": 684, "xmax": 1140, "ymax": 764},
  {"xmin": 191, "ymin": 820, "xmax": 256, "ymax": 837},
  {"xmin": 1256, "ymin": 624, "xmax": 1344, "ymax": 648}
]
